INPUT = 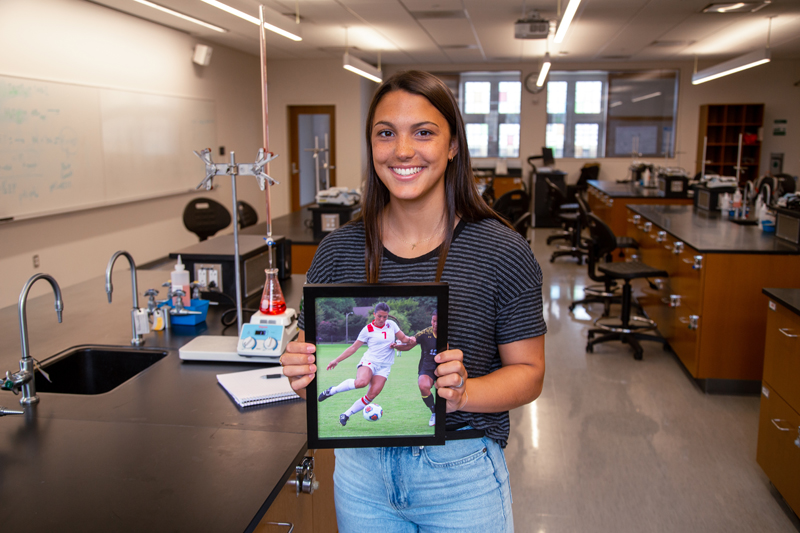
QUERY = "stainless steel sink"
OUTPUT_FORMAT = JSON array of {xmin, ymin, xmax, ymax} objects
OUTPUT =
[{"xmin": 33, "ymin": 345, "xmax": 168, "ymax": 395}]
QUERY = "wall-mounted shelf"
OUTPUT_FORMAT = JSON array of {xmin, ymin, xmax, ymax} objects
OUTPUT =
[{"xmin": 697, "ymin": 103, "xmax": 764, "ymax": 183}]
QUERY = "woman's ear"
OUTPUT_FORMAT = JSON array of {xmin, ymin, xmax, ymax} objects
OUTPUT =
[{"xmin": 448, "ymin": 138, "xmax": 458, "ymax": 161}]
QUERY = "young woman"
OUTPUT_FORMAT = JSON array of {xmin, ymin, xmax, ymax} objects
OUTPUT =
[
  {"xmin": 281, "ymin": 70, "xmax": 546, "ymax": 532},
  {"xmin": 318, "ymin": 302, "xmax": 416, "ymax": 426}
]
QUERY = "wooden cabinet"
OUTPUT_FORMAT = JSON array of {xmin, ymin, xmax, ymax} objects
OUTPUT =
[
  {"xmin": 757, "ymin": 297, "xmax": 800, "ymax": 516},
  {"xmin": 696, "ymin": 103, "xmax": 764, "ymax": 182},
  {"xmin": 626, "ymin": 208, "xmax": 800, "ymax": 389},
  {"xmin": 256, "ymin": 449, "xmax": 338, "ymax": 533},
  {"xmin": 587, "ymin": 185, "xmax": 693, "ymax": 238}
]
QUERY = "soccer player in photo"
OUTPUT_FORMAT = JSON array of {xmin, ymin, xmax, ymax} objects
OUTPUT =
[
  {"xmin": 317, "ymin": 302, "xmax": 416, "ymax": 426},
  {"xmin": 396, "ymin": 311, "xmax": 439, "ymax": 426}
]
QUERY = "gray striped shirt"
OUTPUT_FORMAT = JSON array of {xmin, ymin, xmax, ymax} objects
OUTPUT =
[{"xmin": 301, "ymin": 217, "xmax": 546, "ymax": 447}]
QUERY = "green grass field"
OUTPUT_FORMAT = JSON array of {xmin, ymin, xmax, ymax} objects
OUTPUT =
[{"xmin": 315, "ymin": 343, "xmax": 435, "ymax": 440}]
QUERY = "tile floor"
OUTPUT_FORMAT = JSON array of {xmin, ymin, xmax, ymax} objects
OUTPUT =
[{"xmin": 505, "ymin": 228, "xmax": 799, "ymax": 533}]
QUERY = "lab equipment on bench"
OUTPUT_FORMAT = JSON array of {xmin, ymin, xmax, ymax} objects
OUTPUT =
[{"xmin": 315, "ymin": 186, "xmax": 360, "ymax": 206}]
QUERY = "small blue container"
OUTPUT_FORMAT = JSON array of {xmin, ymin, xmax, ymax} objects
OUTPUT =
[
  {"xmin": 761, "ymin": 220, "xmax": 776, "ymax": 233},
  {"xmin": 170, "ymin": 299, "xmax": 210, "ymax": 326}
]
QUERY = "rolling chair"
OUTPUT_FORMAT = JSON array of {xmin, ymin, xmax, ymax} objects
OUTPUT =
[
  {"xmin": 566, "ymin": 162, "xmax": 600, "ymax": 202},
  {"xmin": 237, "ymin": 200, "xmax": 259, "ymax": 229},
  {"xmin": 569, "ymin": 210, "xmax": 639, "ymax": 317},
  {"xmin": 585, "ymin": 253, "xmax": 668, "ymax": 361},
  {"xmin": 493, "ymin": 189, "xmax": 532, "ymax": 242},
  {"xmin": 183, "ymin": 198, "xmax": 231, "ymax": 241},
  {"xmin": 545, "ymin": 178, "xmax": 587, "ymax": 263}
]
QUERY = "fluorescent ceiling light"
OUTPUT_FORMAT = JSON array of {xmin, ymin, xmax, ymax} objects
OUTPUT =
[
  {"xmin": 536, "ymin": 54, "xmax": 551, "ymax": 87},
  {"xmin": 200, "ymin": 0, "xmax": 302, "ymax": 41},
  {"xmin": 553, "ymin": 0, "xmax": 582, "ymax": 44},
  {"xmin": 343, "ymin": 52, "xmax": 382, "ymax": 83},
  {"xmin": 631, "ymin": 91, "xmax": 662, "ymax": 102},
  {"xmin": 702, "ymin": 2, "xmax": 771, "ymax": 13},
  {"xmin": 132, "ymin": 0, "xmax": 227, "ymax": 32},
  {"xmin": 692, "ymin": 48, "xmax": 770, "ymax": 84}
]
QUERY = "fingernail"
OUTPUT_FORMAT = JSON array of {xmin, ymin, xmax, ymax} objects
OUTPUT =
[
  {"xmin": 308, "ymin": 355, "xmax": 315, "ymax": 363},
  {"xmin": 309, "ymin": 364, "xmax": 316, "ymax": 372},
  {"xmin": 307, "ymin": 345, "xmax": 315, "ymax": 353}
]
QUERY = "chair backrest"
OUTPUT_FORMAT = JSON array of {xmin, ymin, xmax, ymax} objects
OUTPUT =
[
  {"xmin": 544, "ymin": 177, "xmax": 568, "ymax": 218},
  {"xmin": 493, "ymin": 189, "xmax": 532, "ymax": 241},
  {"xmin": 237, "ymin": 200, "xmax": 259, "ymax": 229},
  {"xmin": 584, "ymin": 213, "xmax": 619, "ymax": 280},
  {"xmin": 576, "ymin": 192, "xmax": 592, "ymax": 228},
  {"xmin": 576, "ymin": 163, "xmax": 600, "ymax": 187},
  {"xmin": 183, "ymin": 198, "xmax": 231, "ymax": 241}
]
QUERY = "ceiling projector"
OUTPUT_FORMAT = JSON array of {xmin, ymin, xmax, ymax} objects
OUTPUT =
[{"xmin": 514, "ymin": 12, "xmax": 550, "ymax": 39}]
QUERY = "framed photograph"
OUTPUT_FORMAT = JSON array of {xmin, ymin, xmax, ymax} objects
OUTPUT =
[{"xmin": 304, "ymin": 283, "xmax": 448, "ymax": 449}]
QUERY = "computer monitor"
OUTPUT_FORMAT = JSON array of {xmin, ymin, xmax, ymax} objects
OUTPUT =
[{"xmin": 541, "ymin": 147, "xmax": 555, "ymax": 167}]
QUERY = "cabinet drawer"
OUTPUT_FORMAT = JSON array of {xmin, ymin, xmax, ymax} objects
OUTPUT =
[
  {"xmin": 763, "ymin": 301, "xmax": 800, "ymax": 408},
  {"xmin": 671, "ymin": 311, "xmax": 701, "ymax": 376},
  {"xmin": 756, "ymin": 384, "xmax": 800, "ymax": 516}
]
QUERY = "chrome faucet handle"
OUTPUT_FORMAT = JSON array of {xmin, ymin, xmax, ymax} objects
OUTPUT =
[
  {"xmin": 0, "ymin": 406, "xmax": 25, "ymax": 416},
  {"xmin": 144, "ymin": 289, "xmax": 160, "ymax": 313}
]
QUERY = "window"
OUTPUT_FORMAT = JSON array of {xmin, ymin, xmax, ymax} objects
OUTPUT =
[
  {"xmin": 546, "ymin": 70, "xmax": 678, "ymax": 159},
  {"xmin": 458, "ymin": 72, "xmax": 521, "ymax": 159}
]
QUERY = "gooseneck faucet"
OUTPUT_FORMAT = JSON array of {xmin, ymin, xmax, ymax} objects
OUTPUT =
[
  {"xmin": 105, "ymin": 250, "xmax": 144, "ymax": 346},
  {"xmin": 2, "ymin": 273, "xmax": 64, "ymax": 406}
]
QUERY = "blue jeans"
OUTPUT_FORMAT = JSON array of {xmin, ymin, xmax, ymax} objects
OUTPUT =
[{"xmin": 333, "ymin": 436, "xmax": 514, "ymax": 532}]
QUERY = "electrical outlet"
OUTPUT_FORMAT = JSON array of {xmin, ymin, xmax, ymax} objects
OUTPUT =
[
  {"xmin": 33, "ymin": 254, "xmax": 40, "ymax": 268},
  {"xmin": 194, "ymin": 263, "xmax": 222, "ymax": 291}
]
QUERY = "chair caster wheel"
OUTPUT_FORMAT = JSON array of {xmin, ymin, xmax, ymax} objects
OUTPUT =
[
  {"xmin": 634, "ymin": 351, "xmax": 643, "ymax": 361},
  {"xmin": 568, "ymin": 304, "xmax": 575, "ymax": 312},
  {"xmin": 550, "ymin": 257, "xmax": 555, "ymax": 263},
  {"xmin": 586, "ymin": 343, "xmax": 593, "ymax": 353}
]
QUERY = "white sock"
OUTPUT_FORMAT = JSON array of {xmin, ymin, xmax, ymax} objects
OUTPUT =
[
  {"xmin": 345, "ymin": 395, "xmax": 371, "ymax": 417},
  {"xmin": 331, "ymin": 379, "xmax": 356, "ymax": 395}
]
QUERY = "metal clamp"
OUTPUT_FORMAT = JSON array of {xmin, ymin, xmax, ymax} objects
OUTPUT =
[{"xmin": 286, "ymin": 456, "xmax": 318, "ymax": 496}]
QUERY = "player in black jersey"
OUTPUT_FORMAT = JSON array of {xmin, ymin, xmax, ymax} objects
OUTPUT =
[{"xmin": 396, "ymin": 311, "xmax": 438, "ymax": 426}]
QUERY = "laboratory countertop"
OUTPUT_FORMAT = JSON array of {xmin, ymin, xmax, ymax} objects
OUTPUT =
[
  {"xmin": 242, "ymin": 208, "xmax": 317, "ymax": 245},
  {"xmin": 587, "ymin": 179, "xmax": 685, "ymax": 199},
  {"xmin": 627, "ymin": 204, "xmax": 800, "ymax": 255},
  {"xmin": 762, "ymin": 288, "xmax": 800, "ymax": 317},
  {"xmin": 0, "ymin": 270, "xmax": 307, "ymax": 532}
]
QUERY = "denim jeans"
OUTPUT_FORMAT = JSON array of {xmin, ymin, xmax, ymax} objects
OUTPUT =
[{"xmin": 333, "ymin": 436, "xmax": 514, "ymax": 532}]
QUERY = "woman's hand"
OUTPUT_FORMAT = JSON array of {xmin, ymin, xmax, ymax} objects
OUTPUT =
[
  {"xmin": 280, "ymin": 334, "xmax": 316, "ymax": 400},
  {"xmin": 434, "ymin": 348, "xmax": 469, "ymax": 413},
  {"xmin": 326, "ymin": 359, "xmax": 339, "ymax": 371}
]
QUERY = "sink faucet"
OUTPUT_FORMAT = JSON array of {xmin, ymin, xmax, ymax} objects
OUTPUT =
[
  {"xmin": 1, "ymin": 273, "xmax": 64, "ymax": 406},
  {"xmin": 105, "ymin": 250, "xmax": 145, "ymax": 346}
]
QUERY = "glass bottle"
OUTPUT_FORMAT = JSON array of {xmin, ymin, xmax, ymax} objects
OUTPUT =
[{"xmin": 259, "ymin": 268, "xmax": 286, "ymax": 315}]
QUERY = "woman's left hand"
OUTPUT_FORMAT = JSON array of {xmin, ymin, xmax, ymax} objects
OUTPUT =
[{"xmin": 434, "ymin": 348, "xmax": 469, "ymax": 413}]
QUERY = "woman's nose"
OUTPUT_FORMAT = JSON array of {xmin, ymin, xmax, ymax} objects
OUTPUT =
[{"xmin": 395, "ymin": 134, "xmax": 414, "ymax": 159}]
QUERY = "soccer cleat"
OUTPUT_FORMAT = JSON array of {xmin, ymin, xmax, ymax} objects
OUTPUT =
[
  {"xmin": 428, "ymin": 413, "xmax": 436, "ymax": 427},
  {"xmin": 318, "ymin": 387, "xmax": 334, "ymax": 402},
  {"xmin": 339, "ymin": 414, "xmax": 349, "ymax": 426}
]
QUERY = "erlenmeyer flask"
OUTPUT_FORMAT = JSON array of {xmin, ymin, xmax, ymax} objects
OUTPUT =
[{"xmin": 259, "ymin": 268, "xmax": 286, "ymax": 315}]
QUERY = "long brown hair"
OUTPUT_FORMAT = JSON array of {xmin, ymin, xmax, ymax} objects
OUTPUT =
[{"xmin": 355, "ymin": 70, "xmax": 511, "ymax": 282}]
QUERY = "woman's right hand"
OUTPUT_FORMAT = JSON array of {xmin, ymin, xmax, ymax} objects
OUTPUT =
[{"xmin": 280, "ymin": 338, "xmax": 316, "ymax": 400}]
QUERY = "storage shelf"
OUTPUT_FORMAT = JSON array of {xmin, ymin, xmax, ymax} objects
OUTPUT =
[{"xmin": 697, "ymin": 103, "xmax": 763, "ymax": 183}]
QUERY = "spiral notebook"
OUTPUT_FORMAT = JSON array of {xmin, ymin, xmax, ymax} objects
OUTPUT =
[{"xmin": 216, "ymin": 367, "xmax": 300, "ymax": 408}]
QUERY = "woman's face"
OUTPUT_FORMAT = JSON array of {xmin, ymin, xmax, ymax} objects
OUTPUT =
[{"xmin": 371, "ymin": 90, "xmax": 457, "ymax": 204}]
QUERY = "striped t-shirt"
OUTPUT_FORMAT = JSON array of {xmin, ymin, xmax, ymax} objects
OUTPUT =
[{"xmin": 300, "ymin": 217, "xmax": 547, "ymax": 447}]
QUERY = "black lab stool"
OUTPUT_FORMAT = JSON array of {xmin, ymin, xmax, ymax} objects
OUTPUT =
[{"xmin": 586, "ymin": 261, "xmax": 667, "ymax": 360}]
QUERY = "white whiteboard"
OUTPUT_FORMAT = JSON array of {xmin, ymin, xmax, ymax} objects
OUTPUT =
[{"xmin": 0, "ymin": 74, "xmax": 216, "ymax": 220}]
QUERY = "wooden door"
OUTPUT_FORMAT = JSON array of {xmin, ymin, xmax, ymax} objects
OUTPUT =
[{"xmin": 288, "ymin": 106, "xmax": 337, "ymax": 212}]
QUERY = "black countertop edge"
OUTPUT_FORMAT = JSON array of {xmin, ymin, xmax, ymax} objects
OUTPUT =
[
  {"xmin": 627, "ymin": 204, "xmax": 800, "ymax": 255},
  {"xmin": 762, "ymin": 288, "xmax": 800, "ymax": 317},
  {"xmin": 588, "ymin": 179, "xmax": 691, "ymax": 200}
]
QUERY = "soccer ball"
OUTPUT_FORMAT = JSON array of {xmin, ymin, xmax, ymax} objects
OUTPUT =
[{"xmin": 363, "ymin": 404, "xmax": 383, "ymax": 421}]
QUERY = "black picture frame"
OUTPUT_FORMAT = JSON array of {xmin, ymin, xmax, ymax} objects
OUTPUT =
[{"xmin": 304, "ymin": 283, "xmax": 448, "ymax": 449}]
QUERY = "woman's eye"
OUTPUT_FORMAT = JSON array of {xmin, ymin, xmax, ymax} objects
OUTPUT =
[
  {"xmin": 376, "ymin": 130, "xmax": 394, "ymax": 138},
  {"xmin": 417, "ymin": 130, "xmax": 433, "ymax": 137}
]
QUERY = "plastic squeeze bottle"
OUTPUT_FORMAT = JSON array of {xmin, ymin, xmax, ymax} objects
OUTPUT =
[{"xmin": 171, "ymin": 255, "xmax": 191, "ymax": 307}]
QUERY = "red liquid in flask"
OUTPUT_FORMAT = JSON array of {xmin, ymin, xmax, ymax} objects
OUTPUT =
[{"xmin": 259, "ymin": 268, "xmax": 286, "ymax": 315}]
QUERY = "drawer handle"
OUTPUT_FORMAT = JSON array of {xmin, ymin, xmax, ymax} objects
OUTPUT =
[
  {"xmin": 779, "ymin": 328, "xmax": 798, "ymax": 338},
  {"xmin": 771, "ymin": 419, "xmax": 792, "ymax": 432},
  {"xmin": 264, "ymin": 522, "xmax": 294, "ymax": 533}
]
